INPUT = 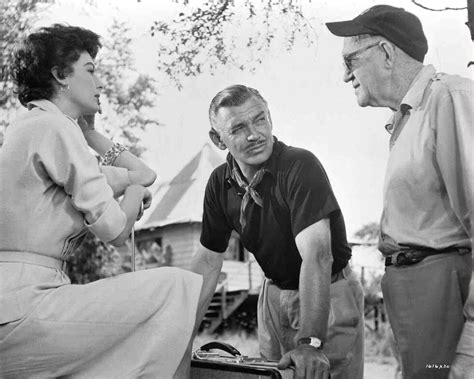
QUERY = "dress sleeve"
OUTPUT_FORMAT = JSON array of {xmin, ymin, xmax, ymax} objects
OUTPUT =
[
  {"xmin": 284, "ymin": 151, "xmax": 340, "ymax": 237},
  {"xmin": 38, "ymin": 117, "xmax": 127, "ymax": 243},
  {"xmin": 200, "ymin": 170, "xmax": 232, "ymax": 252},
  {"xmin": 434, "ymin": 86, "xmax": 472, "ymax": 235},
  {"xmin": 100, "ymin": 166, "xmax": 131, "ymax": 198}
]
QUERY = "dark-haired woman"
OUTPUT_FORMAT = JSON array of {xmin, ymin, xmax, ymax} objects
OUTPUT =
[{"xmin": 0, "ymin": 24, "xmax": 203, "ymax": 378}]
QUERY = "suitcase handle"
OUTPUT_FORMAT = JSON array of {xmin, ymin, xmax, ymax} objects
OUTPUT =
[{"xmin": 199, "ymin": 341, "xmax": 242, "ymax": 357}]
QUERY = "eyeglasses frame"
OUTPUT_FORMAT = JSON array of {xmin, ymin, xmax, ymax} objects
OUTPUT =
[{"xmin": 343, "ymin": 41, "xmax": 382, "ymax": 72}]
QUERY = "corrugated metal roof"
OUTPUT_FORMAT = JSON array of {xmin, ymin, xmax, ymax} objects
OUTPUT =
[{"xmin": 136, "ymin": 143, "xmax": 225, "ymax": 230}]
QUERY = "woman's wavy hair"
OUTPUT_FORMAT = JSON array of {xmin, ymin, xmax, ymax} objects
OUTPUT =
[{"xmin": 11, "ymin": 24, "xmax": 102, "ymax": 107}]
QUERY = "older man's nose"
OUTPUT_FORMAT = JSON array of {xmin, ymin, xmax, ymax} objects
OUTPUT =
[{"xmin": 342, "ymin": 67, "xmax": 353, "ymax": 83}]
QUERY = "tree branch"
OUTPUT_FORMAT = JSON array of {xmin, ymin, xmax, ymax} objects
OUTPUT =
[{"xmin": 411, "ymin": 0, "xmax": 466, "ymax": 11}]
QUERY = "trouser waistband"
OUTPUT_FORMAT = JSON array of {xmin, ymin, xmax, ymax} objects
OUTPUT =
[
  {"xmin": 0, "ymin": 251, "xmax": 66, "ymax": 271},
  {"xmin": 269, "ymin": 265, "xmax": 352, "ymax": 290},
  {"xmin": 385, "ymin": 247, "xmax": 471, "ymax": 267}
]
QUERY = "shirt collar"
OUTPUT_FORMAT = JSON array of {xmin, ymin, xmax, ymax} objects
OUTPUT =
[
  {"xmin": 385, "ymin": 65, "xmax": 437, "ymax": 133},
  {"xmin": 224, "ymin": 136, "xmax": 284, "ymax": 184},
  {"xmin": 400, "ymin": 64, "xmax": 437, "ymax": 110},
  {"xmin": 27, "ymin": 99, "xmax": 77, "ymax": 123}
]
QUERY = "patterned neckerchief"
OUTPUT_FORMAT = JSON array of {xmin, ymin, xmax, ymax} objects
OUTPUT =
[{"xmin": 227, "ymin": 154, "xmax": 267, "ymax": 231}]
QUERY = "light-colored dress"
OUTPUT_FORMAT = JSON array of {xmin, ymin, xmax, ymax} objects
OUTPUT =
[{"xmin": 0, "ymin": 100, "xmax": 202, "ymax": 378}]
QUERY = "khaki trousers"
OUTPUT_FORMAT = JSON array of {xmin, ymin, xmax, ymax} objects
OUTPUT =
[
  {"xmin": 257, "ymin": 265, "xmax": 364, "ymax": 379},
  {"xmin": 382, "ymin": 250, "xmax": 472, "ymax": 379}
]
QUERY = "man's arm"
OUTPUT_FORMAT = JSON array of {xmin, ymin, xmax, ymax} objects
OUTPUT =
[
  {"xmin": 189, "ymin": 245, "xmax": 224, "ymax": 333},
  {"xmin": 278, "ymin": 219, "xmax": 332, "ymax": 379},
  {"xmin": 295, "ymin": 218, "xmax": 333, "ymax": 342}
]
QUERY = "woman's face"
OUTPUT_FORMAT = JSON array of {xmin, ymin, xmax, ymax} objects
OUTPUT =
[{"xmin": 62, "ymin": 51, "xmax": 103, "ymax": 118}]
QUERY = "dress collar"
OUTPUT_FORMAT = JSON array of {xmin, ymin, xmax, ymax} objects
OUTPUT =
[{"xmin": 27, "ymin": 99, "xmax": 77, "ymax": 124}]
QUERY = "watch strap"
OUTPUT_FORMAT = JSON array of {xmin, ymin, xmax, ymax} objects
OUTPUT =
[{"xmin": 297, "ymin": 336, "xmax": 323, "ymax": 349}]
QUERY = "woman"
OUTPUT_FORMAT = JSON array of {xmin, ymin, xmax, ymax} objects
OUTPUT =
[{"xmin": 0, "ymin": 24, "xmax": 203, "ymax": 378}]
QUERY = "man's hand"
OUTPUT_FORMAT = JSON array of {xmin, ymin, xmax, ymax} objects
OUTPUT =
[
  {"xmin": 77, "ymin": 114, "xmax": 95, "ymax": 133},
  {"xmin": 278, "ymin": 344, "xmax": 330, "ymax": 379},
  {"xmin": 449, "ymin": 353, "xmax": 474, "ymax": 379}
]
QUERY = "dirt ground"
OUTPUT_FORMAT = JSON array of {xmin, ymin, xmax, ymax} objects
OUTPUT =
[{"xmin": 365, "ymin": 359, "xmax": 397, "ymax": 379}]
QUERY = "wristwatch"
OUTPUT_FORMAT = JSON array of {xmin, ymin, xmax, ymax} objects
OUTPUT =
[{"xmin": 297, "ymin": 337, "xmax": 323, "ymax": 349}]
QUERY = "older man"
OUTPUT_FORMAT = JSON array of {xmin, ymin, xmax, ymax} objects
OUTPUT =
[
  {"xmin": 191, "ymin": 84, "xmax": 364, "ymax": 379},
  {"xmin": 327, "ymin": 5, "xmax": 472, "ymax": 379}
]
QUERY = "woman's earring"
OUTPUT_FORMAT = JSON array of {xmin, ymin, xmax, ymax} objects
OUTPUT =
[{"xmin": 60, "ymin": 84, "xmax": 70, "ymax": 92}]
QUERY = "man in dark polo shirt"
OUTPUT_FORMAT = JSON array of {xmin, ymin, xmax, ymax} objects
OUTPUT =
[{"xmin": 191, "ymin": 84, "xmax": 364, "ymax": 379}]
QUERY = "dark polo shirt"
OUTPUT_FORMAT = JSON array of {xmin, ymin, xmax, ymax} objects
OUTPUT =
[{"xmin": 200, "ymin": 139, "xmax": 351, "ymax": 290}]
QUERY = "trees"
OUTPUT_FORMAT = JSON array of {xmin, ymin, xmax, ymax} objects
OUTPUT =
[
  {"xmin": 0, "ymin": 0, "xmax": 52, "ymax": 142},
  {"xmin": 149, "ymin": 0, "xmax": 316, "ymax": 89},
  {"xmin": 411, "ymin": 0, "xmax": 473, "ymax": 63},
  {"xmin": 354, "ymin": 222, "xmax": 380, "ymax": 242},
  {"xmin": 95, "ymin": 19, "xmax": 160, "ymax": 156}
]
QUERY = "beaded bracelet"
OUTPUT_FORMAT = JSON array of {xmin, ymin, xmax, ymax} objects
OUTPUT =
[{"xmin": 100, "ymin": 142, "xmax": 127, "ymax": 166}]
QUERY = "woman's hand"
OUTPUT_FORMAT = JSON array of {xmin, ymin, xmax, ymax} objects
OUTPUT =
[
  {"xmin": 77, "ymin": 114, "xmax": 95, "ymax": 134},
  {"xmin": 142, "ymin": 189, "xmax": 152, "ymax": 210},
  {"xmin": 136, "ymin": 189, "xmax": 152, "ymax": 221}
]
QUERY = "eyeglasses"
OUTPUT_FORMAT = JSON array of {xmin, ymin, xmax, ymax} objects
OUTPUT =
[{"xmin": 343, "ymin": 41, "xmax": 381, "ymax": 72}]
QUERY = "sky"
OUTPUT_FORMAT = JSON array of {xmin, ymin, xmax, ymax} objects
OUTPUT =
[{"xmin": 34, "ymin": 0, "xmax": 473, "ymax": 238}]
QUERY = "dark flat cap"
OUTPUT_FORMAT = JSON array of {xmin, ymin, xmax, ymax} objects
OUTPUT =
[{"xmin": 326, "ymin": 4, "xmax": 428, "ymax": 62}]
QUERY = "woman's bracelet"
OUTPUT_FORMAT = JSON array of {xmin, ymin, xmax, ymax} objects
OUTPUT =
[{"xmin": 100, "ymin": 142, "xmax": 127, "ymax": 166}]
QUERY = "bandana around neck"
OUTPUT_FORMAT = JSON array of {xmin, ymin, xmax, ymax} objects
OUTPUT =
[{"xmin": 227, "ymin": 155, "xmax": 266, "ymax": 231}]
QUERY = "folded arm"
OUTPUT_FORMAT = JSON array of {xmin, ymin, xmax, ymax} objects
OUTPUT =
[{"xmin": 78, "ymin": 116, "xmax": 157, "ymax": 191}]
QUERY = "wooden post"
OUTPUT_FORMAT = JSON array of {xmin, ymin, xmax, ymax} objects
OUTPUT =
[
  {"xmin": 221, "ymin": 282, "xmax": 227, "ymax": 319},
  {"xmin": 248, "ymin": 260, "xmax": 252, "ymax": 290}
]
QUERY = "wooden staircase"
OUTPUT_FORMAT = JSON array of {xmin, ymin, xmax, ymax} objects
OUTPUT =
[{"xmin": 201, "ymin": 279, "xmax": 249, "ymax": 333}]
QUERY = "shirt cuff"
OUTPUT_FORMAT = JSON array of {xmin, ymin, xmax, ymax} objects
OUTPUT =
[
  {"xmin": 85, "ymin": 199, "xmax": 127, "ymax": 243},
  {"xmin": 456, "ymin": 320, "xmax": 474, "ymax": 357}
]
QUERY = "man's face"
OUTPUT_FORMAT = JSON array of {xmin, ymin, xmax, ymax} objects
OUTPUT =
[
  {"xmin": 213, "ymin": 96, "xmax": 274, "ymax": 177},
  {"xmin": 342, "ymin": 37, "xmax": 388, "ymax": 108}
]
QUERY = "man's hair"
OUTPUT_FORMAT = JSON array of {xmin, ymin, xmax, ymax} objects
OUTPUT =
[
  {"xmin": 208, "ymin": 84, "xmax": 268, "ymax": 130},
  {"xmin": 10, "ymin": 24, "xmax": 102, "ymax": 107}
]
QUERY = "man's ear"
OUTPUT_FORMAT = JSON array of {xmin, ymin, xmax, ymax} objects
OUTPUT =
[
  {"xmin": 380, "ymin": 41, "xmax": 396, "ymax": 68},
  {"xmin": 209, "ymin": 128, "xmax": 226, "ymax": 150},
  {"xmin": 51, "ymin": 66, "xmax": 68, "ymax": 86}
]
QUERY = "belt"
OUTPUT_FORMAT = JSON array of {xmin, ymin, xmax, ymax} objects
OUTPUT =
[
  {"xmin": 269, "ymin": 265, "xmax": 351, "ymax": 289},
  {"xmin": 0, "ymin": 251, "xmax": 66, "ymax": 271},
  {"xmin": 385, "ymin": 247, "xmax": 470, "ymax": 267}
]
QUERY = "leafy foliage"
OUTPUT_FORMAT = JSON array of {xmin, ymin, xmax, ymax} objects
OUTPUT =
[
  {"xmin": 150, "ymin": 0, "xmax": 316, "ymax": 89},
  {"xmin": 93, "ymin": 19, "xmax": 161, "ymax": 157},
  {"xmin": 0, "ymin": 0, "xmax": 53, "ymax": 142},
  {"xmin": 67, "ymin": 233, "xmax": 124, "ymax": 284},
  {"xmin": 354, "ymin": 222, "xmax": 380, "ymax": 242}
]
